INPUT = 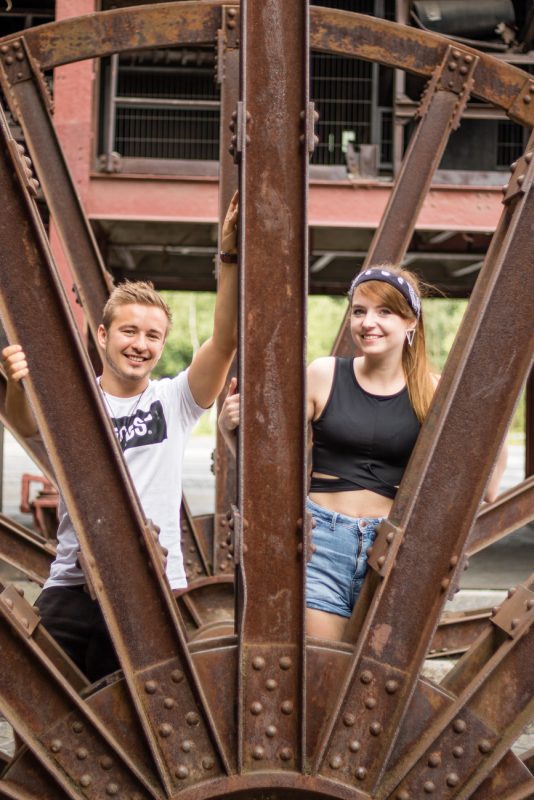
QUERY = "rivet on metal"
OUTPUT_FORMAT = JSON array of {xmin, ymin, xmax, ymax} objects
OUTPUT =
[
  {"xmin": 252, "ymin": 656, "xmax": 265, "ymax": 670},
  {"xmin": 266, "ymin": 725, "xmax": 277, "ymax": 737},
  {"xmin": 4, "ymin": 56, "xmax": 13, "ymax": 65},
  {"xmin": 423, "ymin": 781, "xmax": 435, "ymax": 793},
  {"xmin": 281, "ymin": 700, "xmax": 293, "ymax": 715},
  {"xmin": 479, "ymin": 739, "xmax": 492, "ymax": 754},
  {"xmin": 464, "ymin": 54, "xmax": 473, "ymax": 63},
  {"xmin": 377, "ymin": 555, "xmax": 386, "ymax": 567},
  {"xmin": 449, "ymin": 556, "xmax": 459, "ymax": 567},
  {"xmin": 397, "ymin": 791, "xmax": 410, "ymax": 800},
  {"xmin": 202, "ymin": 756, "xmax": 215, "ymax": 770},
  {"xmin": 79, "ymin": 775, "xmax": 92, "ymax": 788},
  {"xmin": 517, "ymin": 177, "xmax": 525, "ymax": 188},
  {"xmin": 508, "ymin": 587, "xmax": 517, "ymax": 597},
  {"xmin": 459, "ymin": 65, "xmax": 468, "ymax": 75},
  {"xmin": 525, "ymin": 152, "xmax": 534, "ymax": 165},
  {"xmin": 76, "ymin": 748, "xmax": 88, "ymax": 760},
  {"xmin": 386, "ymin": 532, "xmax": 395, "ymax": 543},
  {"xmin": 164, "ymin": 697, "xmax": 175, "ymax": 709},
  {"xmin": 106, "ymin": 784, "xmax": 119, "ymax": 796},
  {"xmin": 355, "ymin": 767, "xmax": 367, "ymax": 780},
  {"xmin": 176, "ymin": 765, "xmax": 189, "ymax": 780},
  {"xmin": 15, "ymin": 52, "xmax": 24, "ymax": 62},
  {"xmin": 182, "ymin": 740, "xmax": 193, "ymax": 752},
  {"xmin": 446, "ymin": 773, "xmax": 460, "ymax": 787},
  {"xmin": 252, "ymin": 746, "xmax": 264, "ymax": 760},
  {"xmin": 72, "ymin": 721, "xmax": 84, "ymax": 733},
  {"xmin": 385, "ymin": 680, "xmax": 399, "ymax": 694},
  {"xmin": 100, "ymin": 756, "xmax": 113, "ymax": 770},
  {"xmin": 452, "ymin": 719, "xmax": 466, "ymax": 733},
  {"xmin": 448, "ymin": 61, "xmax": 458, "ymax": 71},
  {"xmin": 360, "ymin": 670, "xmax": 373, "ymax": 684},
  {"xmin": 159, "ymin": 723, "xmax": 173, "ymax": 738},
  {"xmin": 50, "ymin": 739, "xmax": 62, "ymax": 753},
  {"xmin": 365, "ymin": 697, "xmax": 377, "ymax": 709},
  {"xmin": 370, "ymin": 722, "xmax": 382, "ymax": 736},
  {"xmin": 452, "ymin": 745, "xmax": 464, "ymax": 758},
  {"xmin": 428, "ymin": 752, "xmax": 441, "ymax": 767},
  {"xmin": 330, "ymin": 755, "xmax": 343, "ymax": 770},
  {"xmin": 441, "ymin": 578, "xmax": 450, "ymax": 591},
  {"xmin": 250, "ymin": 701, "xmax": 263, "ymax": 715},
  {"xmin": 524, "ymin": 95, "xmax": 532, "ymax": 104},
  {"xmin": 186, "ymin": 711, "xmax": 200, "ymax": 726},
  {"xmin": 343, "ymin": 712, "xmax": 355, "ymax": 727},
  {"xmin": 452, "ymin": 49, "xmax": 461, "ymax": 58},
  {"xmin": 0, "ymin": 45, "xmax": 8, "ymax": 54},
  {"xmin": 279, "ymin": 656, "xmax": 292, "ymax": 670},
  {"xmin": 280, "ymin": 748, "xmax": 293, "ymax": 761},
  {"xmin": 145, "ymin": 680, "xmax": 157, "ymax": 694},
  {"xmin": 266, "ymin": 678, "xmax": 277, "ymax": 691},
  {"xmin": 12, "ymin": 41, "xmax": 20, "ymax": 50},
  {"xmin": 349, "ymin": 740, "xmax": 360, "ymax": 752},
  {"xmin": 171, "ymin": 669, "xmax": 184, "ymax": 683}
]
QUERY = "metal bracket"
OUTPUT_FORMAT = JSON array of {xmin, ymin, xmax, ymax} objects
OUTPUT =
[
  {"xmin": 217, "ymin": 4, "xmax": 239, "ymax": 83},
  {"xmin": 301, "ymin": 101, "xmax": 319, "ymax": 155},
  {"xmin": 491, "ymin": 585, "xmax": 534, "ymax": 639},
  {"xmin": 6, "ymin": 138, "xmax": 40, "ymax": 198},
  {"xmin": 229, "ymin": 101, "xmax": 250, "ymax": 164},
  {"xmin": 502, "ymin": 148, "xmax": 534, "ymax": 205},
  {"xmin": 0, "ymin": 584, "xmax": 40, "ymax": 638},
  {"xmin": 0, "ymin": 38, "xmax": 53, "ymax": 114},
  {"xmin": 367, "ymin": 519, "xmax": 402, "ymax": 577},
  {"xmin": 416, "ymin": 45, "xmax": 478, "ymax": 129},
  {"xmin": 508, "ymin": 75, "xmax": 534, "ymax": 128}
]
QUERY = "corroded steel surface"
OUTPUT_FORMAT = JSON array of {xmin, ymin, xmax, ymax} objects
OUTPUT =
[{"xmin": 0, "ymin": 4, "xmax": 532, "ymax": 800}]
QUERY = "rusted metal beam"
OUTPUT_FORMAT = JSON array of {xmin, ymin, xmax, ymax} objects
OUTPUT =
[
  {"xmin": 314, "ymin": 132, "xmax": 534, "ymax": 791},
  {"xmin": 0, "ymin": 39, "xmax": 111, "ymax": 342},
  {"xmin": 0, "ymin": 4, "xmax": 531, "ymax": 128},
  {"xmin": 237, "ymin": 0, "xmax": 309, "ymax": 775},
  {"xmin": 380, "ymin": 585, "xmax": 534, "ymax": 799},
  {"xmin": 0, "ymin": 585, "xmax": 156, "ymax": 800},
  {"xmin": 0, "ymin": 370, "xmax": 53, "ymax": 481},
  {"xmin": 527, "ymin": 369, "xmax": 534, "ymax": 477},
  {"xmin": 429, "ymin": 608, "xmax": 493, "ymax": 659},
  {"xmin": 214, "ymin": 5, "xmax": 239, "ymax": 579},
  {"xmin": 467, "ymin": 476, "xmax": 534, "ymax": 557},
  {"xmin": 333, "ymin": 43, "xmax": 479, "ymax": 356},
  {"xmin": 0, "ymin": 515, "xmax": 54, "ymax": 586},
  {"xmin": 0, "ymin": 102, "xmax": 231, "ymax": 794},
  {"xmin": 180, "ymin": 498, "xmax": 211, "ymax": 581}
]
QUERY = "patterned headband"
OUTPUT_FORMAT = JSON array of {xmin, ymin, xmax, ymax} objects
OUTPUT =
[{"xmin": 349, "ymin": 268, "xmax": 421, "ymax": 319}]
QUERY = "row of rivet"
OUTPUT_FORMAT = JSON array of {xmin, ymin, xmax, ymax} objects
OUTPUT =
[{"xmin": 502, "ymin": 153, "xmax": 533, "ymax": 194}]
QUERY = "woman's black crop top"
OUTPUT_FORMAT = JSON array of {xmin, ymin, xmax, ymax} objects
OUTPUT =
[{"xmin": 311, "ymin": 358, "xmax": 421, "ymax": 500}]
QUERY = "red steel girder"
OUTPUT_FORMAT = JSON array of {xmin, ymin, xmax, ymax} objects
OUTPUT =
[
  {"xmin": 236, "ymin": 0, "xmax": 309, "ymax": 775},
  {"xmin": 0, "ymin": 103, "xmax": 231, "ymax": 794}
]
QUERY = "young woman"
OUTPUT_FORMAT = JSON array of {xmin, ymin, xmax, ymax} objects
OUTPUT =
[{"xmin": 219, "ymin": 265, "xmax": 507, "ymax": 641}]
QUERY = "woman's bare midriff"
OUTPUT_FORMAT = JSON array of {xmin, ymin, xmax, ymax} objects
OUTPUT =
[{"xmin": 309, "ymin": 473, "xmax": 393, "ymax": 518}]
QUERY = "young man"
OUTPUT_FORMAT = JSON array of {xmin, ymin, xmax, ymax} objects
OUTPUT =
[{"xmin": 2, "ymin": 195, "xmax": 238, "ymax": 680}]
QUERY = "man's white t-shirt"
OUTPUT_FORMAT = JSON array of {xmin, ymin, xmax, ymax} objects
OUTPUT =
[{"xmin": 44, "ymin": 370, "xmax": 205, "ymax": 591}]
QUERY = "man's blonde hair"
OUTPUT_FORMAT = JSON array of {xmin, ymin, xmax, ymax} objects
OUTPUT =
[{"xmin": 102, "ymin": 281, "xmax": 172, "ymax": 332}]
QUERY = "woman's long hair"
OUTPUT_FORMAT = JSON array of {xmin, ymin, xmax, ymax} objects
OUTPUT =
[{"xmin": 351, "ymin": 266, "xmax": 435, "ymax": 423}]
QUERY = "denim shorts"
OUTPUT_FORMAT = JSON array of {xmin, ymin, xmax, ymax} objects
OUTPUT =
[{"xmin": 306, "ymin": 497, "xmax": 383, "ymax": 618}]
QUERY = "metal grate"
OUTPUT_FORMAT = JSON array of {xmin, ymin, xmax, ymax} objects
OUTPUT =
[
  {"xmin": 98, "ymin": 0, "xmax": 395, "ymax": 169},
  {"xmin": 496, "ymin": 120, "xmax": 527, "ymax": 169}
]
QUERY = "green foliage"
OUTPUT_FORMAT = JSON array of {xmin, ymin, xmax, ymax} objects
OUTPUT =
[{"xmin": 154, "ymin": 291, "xmax": 525, "ymax": 436}]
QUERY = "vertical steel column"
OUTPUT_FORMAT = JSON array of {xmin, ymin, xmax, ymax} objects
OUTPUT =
[
  {"xmin": 237, "ymin": 0, "xmax": 309, "ymax": 774},
  {"xmin": 332, "ymin": 45, "xmax": 478, "ymax": 357},
  {"xmin": 213, "ymin": 5, "xmax": 239, "ymax": 577}
]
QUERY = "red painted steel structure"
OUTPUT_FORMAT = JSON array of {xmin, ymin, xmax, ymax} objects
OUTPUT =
[{"xmin": 0, "ymin": 4, "xmax": 531, "ymax": 800}]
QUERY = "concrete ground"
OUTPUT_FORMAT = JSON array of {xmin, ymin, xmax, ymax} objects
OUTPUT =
[{"xmin": 0, "ymin": 432, "xmax": 532, "ymax": 761}]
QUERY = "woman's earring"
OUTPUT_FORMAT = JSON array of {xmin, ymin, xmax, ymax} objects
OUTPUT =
[{"xmin": 406, "ymin": 328, "xmax": 416, "ymax": 347}]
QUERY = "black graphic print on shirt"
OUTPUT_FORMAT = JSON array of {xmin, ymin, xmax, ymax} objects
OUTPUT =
[{"xmin": 111, "ymin": 400, "xmax": 168, "ymax": 452}]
